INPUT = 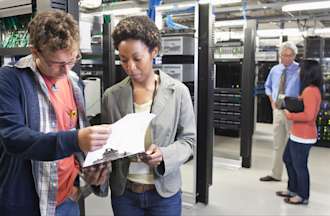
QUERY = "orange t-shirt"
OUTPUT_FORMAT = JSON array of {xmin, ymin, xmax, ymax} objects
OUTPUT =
[{"xmin": 43, "ymin": 75, "xmax": 79, "ymax": 205}]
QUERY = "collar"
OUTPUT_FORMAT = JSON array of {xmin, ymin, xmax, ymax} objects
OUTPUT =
[{"xmin": 14, "ymin": 54, "xmax": 38, "ymax": 73}]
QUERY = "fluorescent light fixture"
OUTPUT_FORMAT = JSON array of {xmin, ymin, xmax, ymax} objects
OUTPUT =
[
  {"xmin": 257, "ymin": 28, "xmax": 303, "ymax": 37},
  {"xmin": 214, "ymin": 0, "xmax": 241, "ymax": 5},
  {"xmin": 99, "ymin": 7, "xmax": 144, "ymax": 16},
  {"xmin": 112, "ymin": 7, "xmax": 144, "ymax": 15},
  {"xmin": 199, "ymin": 0, "xmax": 211, "ymax": 4},
  {"xmin": 257, "ymin": 29, "xmax": 283, "ymax": 37},
  {"xmin": 177, "ymin": 2, "xmax": 195, "ymax": 9},
  {"xmin": 282, "ymin": 1, "xmax": 330, "ymax": 12},
  {"xmin": 258, "ymin": 27, "xmax": 330, "ymax": 37},
  {"xmin": 199, "ymin": 0, "xmax": 241, "ymax": 5},
  {"xmin": 157, "ymin": 1, "xmax": 195, "ymax": 11},
  {"xmin": 215, "ymin": 19, "xmax": 246, "ymax": 27},
  {"xmin": 315, "ymin": 28, "xmax": 330, "ymax": 34},
  {"xmin": 80, "ymin": 0, "xmax": 102, "ymax": 9}
]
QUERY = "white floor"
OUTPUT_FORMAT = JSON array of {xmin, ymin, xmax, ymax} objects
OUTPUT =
[{"xmin": 84, "ymin": 123, "xmax": 330, "ymax": 216}]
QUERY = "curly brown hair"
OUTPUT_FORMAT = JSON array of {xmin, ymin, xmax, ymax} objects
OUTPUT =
[
  {"xmin": 112, "ymin": 16, "xmax": 161, "ymax": 52},
  {"xmin": 28, "ymin": 10, "xmax": 79, "ymax": 52}
]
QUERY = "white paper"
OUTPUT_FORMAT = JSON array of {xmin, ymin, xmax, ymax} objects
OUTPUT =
[{"xmin": 83, "ymin": 112, "xmax": 156, "ymax": 167}]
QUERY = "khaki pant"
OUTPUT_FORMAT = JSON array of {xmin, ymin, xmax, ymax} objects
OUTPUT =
[{"xmin": 271, "ymin": 109, "xmax": 290, "ymax": 180}]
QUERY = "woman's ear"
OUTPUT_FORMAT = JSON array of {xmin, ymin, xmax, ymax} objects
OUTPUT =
[{"xmin": 151, "ymin": 47, "xmax": 159, "ymax": 59}]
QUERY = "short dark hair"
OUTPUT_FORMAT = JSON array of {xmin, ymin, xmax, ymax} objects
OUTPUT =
[
  {"xmin": 299, "ymin": 59, "xmax": 323, "ymax": 95},
  {"xmin": 112, "ymin": 16, "xmax": 161, "ymax": 52},
  {"xmin": 28, "ymin": 10, "xmax": 79, "ymax": 52}
]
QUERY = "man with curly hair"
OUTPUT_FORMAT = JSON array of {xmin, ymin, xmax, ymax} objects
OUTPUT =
[{"xmin": 0, "ymin": 11, "xmax": 111, "ymax": 216}]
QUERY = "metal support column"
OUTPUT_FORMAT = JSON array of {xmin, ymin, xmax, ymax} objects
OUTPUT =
[
  {"xmin": 103, "ymin": 15, "xmax": 116, "ymax": 91},
  {"xmin": 196, "ymin": 3, "xmax": 214, "ymax": 204},
  {"xmin": 240, "ymin": 20, "xmax": 256, "ymax": 168}
]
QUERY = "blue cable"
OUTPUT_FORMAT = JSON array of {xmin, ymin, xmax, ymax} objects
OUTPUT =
[
  {"xmin": 165, "ymin": 14, "xmax": 189, "ymax": 30},
  {"xmin": 148, "ymin": 0, "xmax": 161, "ymax": 21},
  {"xmin": 242, "ymin": 0, "xmax": 248, "ymax": 21}
]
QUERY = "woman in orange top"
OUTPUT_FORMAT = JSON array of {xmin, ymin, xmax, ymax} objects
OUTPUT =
[{"xmin": 276, "ymin": 59, "xmax": 323, "ymax": 205}]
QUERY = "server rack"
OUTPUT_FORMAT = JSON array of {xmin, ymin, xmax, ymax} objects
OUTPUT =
[
  {"xmin": 0, "ymin": 0, "xmax": 79, "ymax": 56},
  {"xmin": 213, "ymin": 20, "xmax": 256, "ymax": 168},
  {"xmin": 161, "ymin": 32, "xmax": 195, "ymax": 100},
  {"xmin": 255, "ymin": 37, "xmax": 280, "ymax": 123},
  {"xmin": 304, "ymin": 36, "xmax": 330, "ymax": 148},
  {"xmin": 214, "ymin": 40, "xmax": 243, "ymax": 137}
]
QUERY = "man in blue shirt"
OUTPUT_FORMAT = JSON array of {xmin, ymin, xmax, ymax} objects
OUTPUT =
[{"xmin": 260, "ymin": 41, "xmax": 300, "ymax": 182}]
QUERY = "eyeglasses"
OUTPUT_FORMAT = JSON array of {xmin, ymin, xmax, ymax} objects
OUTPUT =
[
  {"xmin": 38, "ymin": 51, "xmax": 81, "ymax": 68},
  {"xmin": 281, "ymin": 54, "xmax": 294, "ymax": 58}
]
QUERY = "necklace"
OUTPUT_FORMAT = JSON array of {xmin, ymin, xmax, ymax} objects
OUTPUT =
[{"xmin": 131, "ymin": 79, "xmax": 158, "ymax": 113}]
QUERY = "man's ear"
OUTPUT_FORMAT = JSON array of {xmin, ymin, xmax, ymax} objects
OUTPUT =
[{"xmin": 30, "ymin": 46, "xmax": 38, "ymax": 58}]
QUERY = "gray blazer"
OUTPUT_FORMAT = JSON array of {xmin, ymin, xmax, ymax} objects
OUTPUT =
[{"xmin": 102, "ymin": 70, "xmax": 196, "ymax": 198}]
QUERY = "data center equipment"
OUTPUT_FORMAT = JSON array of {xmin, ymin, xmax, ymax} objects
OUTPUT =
[
  {"xmin": 304, "ymin": 36, "xmax": 330, "ymax": 148},
  {"xmin": 83, "ymin": 77, "xmax": 101, "ymax": 117},
  {"xmin": 255, "ymin": 37, "xmax": 279, "ymax": 123},
  {"xmin": 212, "ymin": 20, "xmax": 256, "ymax": 168},
  {"xmin": 161, "ymin": 35, "xmax": 195, "ymax": 55},
  {"xmin": 305, "ymin": 36, "xmax": 322, "ymax": 59},
  {"xmin": 0, "ymin": 0, "xmax": 79, "ymax": 61},
  {"xmin": 160, "ymin": 31, "xmax": 195, "ymax": 99},
  {"xmin": 255, "ymin": 62, "xmax": 276, "ymax": 123},
  {"xmin": 214, "ymin": 39, "xmax": 244, "ymax": 59},
  {"xmin": 0, "ymin": 0, "xmax": 78, "ymax": 48},
  {"xmin": 317, "ymin": 58, "xmax": 330, "ymax": 147},
  {"xmin": 324, "ymin": 38, "xmax": 330, "ymax": 58},
  {"xmin": 317, "ymin": 101, "xmax": 330, "ymax": 145},
  {"xmin": 214, "ymin": 40, "xmax": 243, "ymax": 137},
  {"xmin": 161, "ymin": 32, "xmax": 195, "ymax": 83},
  {"xmin": 161, "ymin": 64, "xmax": 194, "ymax": 82}
]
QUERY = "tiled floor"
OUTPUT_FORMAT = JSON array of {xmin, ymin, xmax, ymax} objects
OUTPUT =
[{"xmin": 84, "ymin": 123, "xmax": 330, "ymax": 216}]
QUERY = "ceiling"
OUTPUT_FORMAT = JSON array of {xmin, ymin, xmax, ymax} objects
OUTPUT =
[
  {"xmin": 214, "ymin": 0, "xmax": 330, "ymax": 29},
  {"xmin": 80, "ymin": 0, "xmax": 330, "ymax": 29}
]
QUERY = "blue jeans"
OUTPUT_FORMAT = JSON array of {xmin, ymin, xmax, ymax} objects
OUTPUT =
[
  {"xmin": 55, "ymin": 198, "xmax": 80, "ymax": 216},
  {"xmin": 283, "ymin": 138, "xmax": 312, "ymax": 200},
  {"xmin": 111, "ymin": 188, "xmax": 182, "ymax": 216}
]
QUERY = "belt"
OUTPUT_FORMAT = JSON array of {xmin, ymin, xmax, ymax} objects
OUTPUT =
[{"xmin": 126, "ymin": 180, "xmax": 155, "ymax": 193}]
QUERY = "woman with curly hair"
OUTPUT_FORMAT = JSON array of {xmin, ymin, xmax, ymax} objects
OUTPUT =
[{"xmin": 102, "ymin": 16, "xmax": 196, "ymax": 215}]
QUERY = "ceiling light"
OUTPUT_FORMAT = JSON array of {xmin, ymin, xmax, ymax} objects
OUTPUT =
[
  {"xmin": 315, "ymin": 28, "xmax": 330, "ymax": 34},
  {"xmin": 282, "ymin": 1, "xmax": 330, "ymax": 12},
  {"xmin": 257, "ymin": 28, "xmax": 303, "ymax": 37},
  {"xmin": 213, "ymin": 0, "xmax": 242, "ymax": 5},
  {"xmin": 80, "ymin": 0, "xmax": 102, "ymax": 9},
  {"xmin": 199, "ymin": 0, "xmax": 211, "ymax": 4},
  {"xmin": 157, "ymin": 1, "xmax": 196, "ymax": 11},
  {"xmin": 215, "ymin": 19, "xmax": 246, "ymax": 27},
  {"xmin": 103, "ymin": 7, "xmax": 144, "ymax": 16}
]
